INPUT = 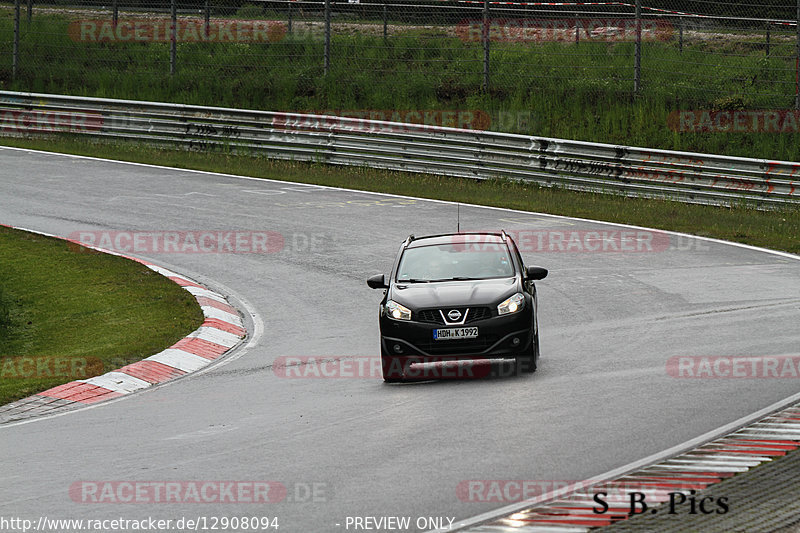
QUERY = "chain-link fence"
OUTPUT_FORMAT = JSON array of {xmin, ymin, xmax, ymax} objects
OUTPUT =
[{"xmin": 1, "ymin": 0, "xmax": 800, "ymax": 136}]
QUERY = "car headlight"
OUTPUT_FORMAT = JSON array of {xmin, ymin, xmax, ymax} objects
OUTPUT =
[
  {"xmin": 497, "ymin": 292, "xmax": 525, "ymax": 315},
  {"xmin": 386, "ymin": 300, "xmax": 412, "ymax": 321}
]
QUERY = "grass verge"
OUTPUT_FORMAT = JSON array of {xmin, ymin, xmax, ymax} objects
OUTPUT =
[
  {"xmin": 0, "ymin": 224, "xmax": 204, "ymax": 405},
  {"xmin": 0, "ymin": 286, "xmax": 10, "ymax": 330},
  {"xmin": 2, "ymin": 136, "xmax": 798, "ymax": 256}
]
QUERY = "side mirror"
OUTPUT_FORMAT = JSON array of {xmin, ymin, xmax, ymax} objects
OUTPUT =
[
  {"xmin": 526, "ymin": 266, "xmax": 548, "ymax": 280},
  {"xmin": 367, "ymin": 274, "xmax": 389, "ymax": 289}
]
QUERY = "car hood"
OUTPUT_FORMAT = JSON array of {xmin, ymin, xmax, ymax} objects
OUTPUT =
[{"xmin": 390, "ymin": 278, "xmax": 519, "ymax": 309}]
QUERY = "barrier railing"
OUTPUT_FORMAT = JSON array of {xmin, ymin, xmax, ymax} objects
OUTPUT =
[{"xmin": 1, "ymin": 90, "xmax": 797, "ymax": 207}]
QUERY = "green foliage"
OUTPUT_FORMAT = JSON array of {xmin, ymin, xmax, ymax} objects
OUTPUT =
[
  {"xmin": 235, "ymin": 3, "xmax": 265, "ymax": 19},
  {"xmin": 0, "ymin": 286, "xmax": 10, "ymax": 331},
  {"xmin": 712, "ymin": 95, "xmax": 748, "ymax": 111}
]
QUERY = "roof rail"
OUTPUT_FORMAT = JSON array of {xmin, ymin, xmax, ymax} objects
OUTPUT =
[{"xmin": 409, "ymin": 232, "xmax": 503, "ymax": 242}]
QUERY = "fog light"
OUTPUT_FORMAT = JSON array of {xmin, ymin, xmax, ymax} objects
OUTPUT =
[
  {"xmin": 393, "ymin": 344, "xmax": 403, "ymax": 353},
  {"xmin": 511, "ymin": 337, "xmax": 520, "ymax": 346}
]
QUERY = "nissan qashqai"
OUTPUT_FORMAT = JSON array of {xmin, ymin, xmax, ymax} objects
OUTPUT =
[{"xmin": 367, "ymin": 232, "xmax": 547, "ymax": 382}]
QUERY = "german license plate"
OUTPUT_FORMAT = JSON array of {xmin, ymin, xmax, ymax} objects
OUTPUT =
[{"xmin": 433, "ymin": 327, "xmax": 478, "ymax": 340}]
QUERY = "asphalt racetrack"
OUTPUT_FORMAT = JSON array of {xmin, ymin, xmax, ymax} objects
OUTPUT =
[{"xmin": 1, "ymin": 147, "xmax": 800, "ymax": 532}]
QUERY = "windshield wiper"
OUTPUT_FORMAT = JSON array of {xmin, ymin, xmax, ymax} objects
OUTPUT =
[
  {"xmin": 399, "ymin": 278, "xmax": 431, "ymax": 283},
  {"xmin": 429, "ymin": 276, "xmax": 482, "ymax": 282}
]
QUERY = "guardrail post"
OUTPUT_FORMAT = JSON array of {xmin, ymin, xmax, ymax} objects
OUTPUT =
[
  {"xmin": 634, "ymin": 0, "xmax": 641, "ymax": 94},
  {"xmin": 482, "ymin": 0, "xmax": 489, "ymax": 92},
  {"xmin": 13, "ymin": 0, "xmax": 19, "ymax": 80},
  {"xmin": 170, "ymin": 0, "xmax": 177, "ymax": 76},
  {"xmin": 324, "ymin": 0, "xmax": 331, "ymax": 75}
]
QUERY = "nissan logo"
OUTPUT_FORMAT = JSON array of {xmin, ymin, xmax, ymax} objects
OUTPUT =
[{"xmin": 447, "ymin": 309, "xmax": 462, "ymax": 321}]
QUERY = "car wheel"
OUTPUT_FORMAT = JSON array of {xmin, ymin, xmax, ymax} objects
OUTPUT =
[
  {"xmin": 516, "ymin": 330, "xmax": 538, "ymax": 374},
  {"xmin": 381, "ymin": 352, "xmax": 406, "ymax": 382}
]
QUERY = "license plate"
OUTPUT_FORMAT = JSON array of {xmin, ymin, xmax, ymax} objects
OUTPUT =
[{"xmin": 433, "ymin": 327, "xmax": 478, "ymax": 340}]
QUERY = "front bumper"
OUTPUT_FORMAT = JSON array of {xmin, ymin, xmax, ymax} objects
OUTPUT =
[{"xmin": 379, "ymin": 308, "xmax": 532, "ymax": 360}]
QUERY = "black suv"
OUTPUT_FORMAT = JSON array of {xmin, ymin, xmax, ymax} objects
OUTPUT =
[{"xmin": 367, "ymin": 232, "xmax": 547, "ymax": 382}]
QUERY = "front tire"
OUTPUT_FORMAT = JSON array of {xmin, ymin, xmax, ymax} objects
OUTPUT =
[{"xmin": 516, "ymin": 331, "xmax": 539, "ymax": 374}]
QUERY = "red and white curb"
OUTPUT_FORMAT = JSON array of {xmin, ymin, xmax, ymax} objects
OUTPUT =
[
  {"xmin": 0, "ymin": 225, "xmax": 246, "ymax": 423},
  {"xmin": 446, "ymin": 402, "xmax": 800, "ymax": 532}
]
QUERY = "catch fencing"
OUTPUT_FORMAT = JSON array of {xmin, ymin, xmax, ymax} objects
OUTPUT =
[
  {"xmin": 1, "ymin": 90, "xmax": 797, "ymax": 207},
  {"xmin": 1, "ymin": 0, "xmax": 800, "ymax": 110}
]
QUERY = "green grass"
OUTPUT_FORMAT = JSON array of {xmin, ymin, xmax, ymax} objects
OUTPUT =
[
  {"xmin": 3, "ymin": 135, "xmax": 799, "ymax": 257},
  {"xmin": 1, "ymin": 11, "xmax": 800, "ymax": 160},
  {"xmin": 0, "ymin": 286, "xmax": 10, "ymax": 330},
  {"xmin": 0, "ymin": 225, "xmax": 204, "ymax": 405}
]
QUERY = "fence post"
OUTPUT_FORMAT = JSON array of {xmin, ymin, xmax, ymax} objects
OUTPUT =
[
  {"xmin": 288, "ymin": 0, "xmax": 293, "ymax": 34},
  {"xmin": 634, "ymin": 0, "xmax": 641, "ymax": 93},
  {"xmin": 796, "ymin": 0, "xmax": 800, "ymax": 109},
  {"xmin": 204, "ymin": 0, "xmax": 210, "ymax": 38},
  {"xmin": 482, "ymin": 0, "xmax": 489, "ymax": 92},
  {"xmin": 13, "ymin": 0, "xmax": 19, "ymax": 80},
  {"xmin": 170, "ymin": 0, "xmax": 177, "ymax": 75},
  {"xmin": 383, "ymin": 4, "xmax": 387, "ymax": 43},
  {"xmin": 678, "ymin": 17, "xmax": 683, "ymax": 53},
  {"xmin": 112, "ymin": 0, "xmax": 118, "ymax": 28},
  {"xmin": 324, "ymin": 0, "xmax": 331, "ymax": 75},
  {"xmin": 575, "ymin": 14, "xmax": 579, "ymax": 44},
  {"xmin": 766, "ymin": 22, "xmax": 770, "ymax": 57},
  {"xmin": 26, "ymin": 0, "xmax": 31, "ymax": 24}
]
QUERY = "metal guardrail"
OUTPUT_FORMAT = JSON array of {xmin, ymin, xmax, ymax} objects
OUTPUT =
[{"xmin": 1, "ymin": 90, "xmax": 798, "ymax": 207}]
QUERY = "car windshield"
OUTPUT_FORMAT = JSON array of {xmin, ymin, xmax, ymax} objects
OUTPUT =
[{"xmin": 396, "ymin": 242, "xmax": 514, "ymax": 282}]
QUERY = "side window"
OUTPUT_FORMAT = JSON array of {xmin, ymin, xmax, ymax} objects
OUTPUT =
[
  {"xmin": 509, "ymin": 239, "xmax": 534, "ymax": 294},
  {"xmin": 508, "ymin": 240, "xmax": 525, "ymax": 273}
]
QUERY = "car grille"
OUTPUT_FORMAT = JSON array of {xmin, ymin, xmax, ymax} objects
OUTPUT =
[
  {"xmin": 416, "ymin": 307, "xmax": 492, "ymax": 325},
  {"xmin": 417, "ymin": 309, "xmax": 443, "ymax": 324},
  {"xmin": 416, "ymin": 335, "xmax": 500, "ymax": 355},
  {"xmin": 467, "ymin": 307, "xmax": 492, "ymax": 322}
]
